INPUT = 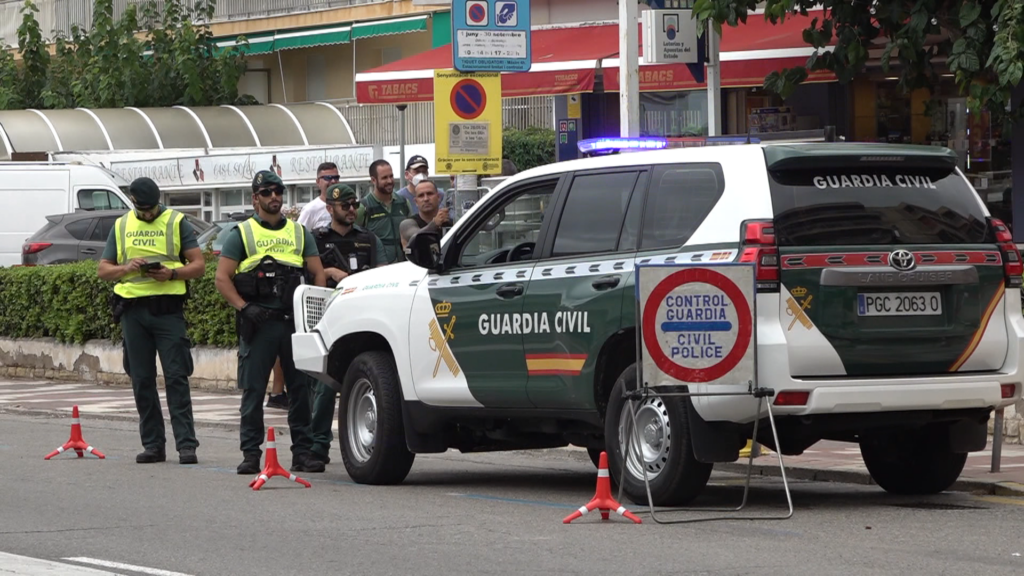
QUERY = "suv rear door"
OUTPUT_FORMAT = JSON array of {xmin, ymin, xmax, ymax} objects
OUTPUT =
[
  {"xmin": 766, "ymin": 145, "xmax": 1015, "ymax": 377},
  {"xmin": 522, "ymin": 168, "xmax": 647, "ymax": 410}
]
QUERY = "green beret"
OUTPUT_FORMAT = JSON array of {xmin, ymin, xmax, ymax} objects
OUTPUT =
[
  {"xmin": 129, "ymin": 177, "xmax": 161, "ymax": 207},
  {"xmin": 326, "ymin": 183, "xmax": 357, "ymax": 203},
  {"xmin": 252, "ymin": 170, "xmax": 284, "ymax": 189}
]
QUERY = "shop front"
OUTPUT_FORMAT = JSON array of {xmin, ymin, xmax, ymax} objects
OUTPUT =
[
  {"xmin": 848, "ymin": 73, "xmax": 1014, "ymax": 230},
  {"xmin": 53, "ymin": 145, "xmax": 380, "ymax": 222},
  {"xmin": 355, "ymin": 10, "xmax": 839, "ymax": 153}
]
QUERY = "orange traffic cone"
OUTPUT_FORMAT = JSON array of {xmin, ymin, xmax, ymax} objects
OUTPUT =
[
  {"xmin": 249, "ymin": 427, "xmax": 311, "ymax": 491},
  {"xmin": 563, "ymin": 451, "xmax": 641, "ymax": 524},
  {"xmin": 44, "ymin": 405, "xmax": 106, "ymax": 460}
]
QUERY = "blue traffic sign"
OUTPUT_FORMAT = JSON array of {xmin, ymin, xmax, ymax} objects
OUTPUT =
[{"xmin": 453, "ymin": 0, "xmax": 532, "ymax": 73}]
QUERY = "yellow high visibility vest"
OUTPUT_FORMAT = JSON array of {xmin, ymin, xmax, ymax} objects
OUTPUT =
[
  {"xmin": 113, "ymin": 208, "xmax": 186, "ymax": 299},
  {"xmin": 236, "ymin": 218, "xmax": 306, "ymax": 273}
]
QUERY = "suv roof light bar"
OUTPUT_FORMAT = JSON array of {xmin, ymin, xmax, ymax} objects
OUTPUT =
[{"xmin": 577, "ymin": 137, "xmax": 668, "ymax": 156}]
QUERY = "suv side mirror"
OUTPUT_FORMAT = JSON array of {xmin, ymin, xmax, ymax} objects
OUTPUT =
[{"xmin": 406, "ymin": 229, "xmax": 444, "ymax": 272}]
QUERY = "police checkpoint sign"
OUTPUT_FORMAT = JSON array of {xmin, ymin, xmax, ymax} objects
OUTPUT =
[{"xmin": 638, "ymin": 264, "xmax": 755, "ymax": 387}]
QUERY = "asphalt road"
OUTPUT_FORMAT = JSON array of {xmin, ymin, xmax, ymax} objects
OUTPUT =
[{"xmin": 1, "ymin": 412, "xmax": 1023, "ymax": 576}]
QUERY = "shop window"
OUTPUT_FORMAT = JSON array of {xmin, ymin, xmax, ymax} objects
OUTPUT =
[
  {"xmin": 640, "ymin": 91, "xmax": 708, "ymax": 137},
  {"xmin": 167, "ymin": 192, "xmax": 202, "ymax": 207},
  {"xmin": 220, "ymin": 189, "xmax": 245, "ymax": 207}
]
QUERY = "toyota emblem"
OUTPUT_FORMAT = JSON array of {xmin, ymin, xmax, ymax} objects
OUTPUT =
[{"xmin": 888, "ymin": 249, "xmax": 916, "ymax": 271}]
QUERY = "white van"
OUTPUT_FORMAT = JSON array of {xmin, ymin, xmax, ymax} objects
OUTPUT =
[{"xmin": 0, "ymin": 162, "xmax": 133, "ymax": 267}]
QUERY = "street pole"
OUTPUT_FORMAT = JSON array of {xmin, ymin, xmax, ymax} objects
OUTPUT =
[
  {"xmin": 706, "ymin": 24, "xmax": 721, "ymax": 137},
  {"xmin": 397, "ymin": 104, "xmax": 407, "ymax": 190},
  {"xmin": 619, "ymin": 0, "xmax": 640, "ymax": 137}
]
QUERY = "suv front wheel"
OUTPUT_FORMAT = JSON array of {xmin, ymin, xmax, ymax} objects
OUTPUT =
[
  {"xmin": 604, "ymin": 364, "xmax": 713, "ymax": 506},
  {"xmin": 859, "ymin": 426, "xmax": 967, "ymax": 495},
  {"xmin": 338, "ymin": 351, "xmax": 415, "ymax": 485}
]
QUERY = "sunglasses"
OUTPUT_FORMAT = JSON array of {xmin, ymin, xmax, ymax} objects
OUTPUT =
[
  {"xmin": 257, "ymin": 187, "xmax": 284, "ymax": 197},
  {"xmin": 336, "ymin": 201, "xmax": 359, "ymax": 210},
  {"xmin": 320, "ymin": 175, "xmax": 341, "ymax": 183},
  {"xmin": 134, "ymin": 205, "xmax": 156, "ymax": 212}
]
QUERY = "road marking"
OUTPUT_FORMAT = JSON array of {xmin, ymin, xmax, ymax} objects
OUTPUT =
[
  {"xmin": 0, "ymin": 552, "xmax": 121, "ymax": 575},
  {"xmin": 974, "ymin": 495, "xmax": 1024, "ymax": 507},
  {"xmin": 63, "ymin": 558, "xmax": 192, "ymax": 576}
]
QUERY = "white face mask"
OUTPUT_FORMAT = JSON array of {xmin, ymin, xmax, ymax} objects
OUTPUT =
[{"xmin": 411, "ymin": 173, "xmax": 426, "ymax": 187}]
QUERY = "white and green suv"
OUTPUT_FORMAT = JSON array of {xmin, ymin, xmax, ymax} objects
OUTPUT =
[{"xmin": 293, "ymin": 141, "xmax": 1024, "ymax": 505}]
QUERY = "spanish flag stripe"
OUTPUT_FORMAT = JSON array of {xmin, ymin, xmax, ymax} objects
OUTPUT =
[
  {"xmin": 950, "ymin": 286, "xmax": 1005, "ymax": 372},
  {"xmin": 525, "ymin": 354, "xmax": 587, "ymax": 376}
]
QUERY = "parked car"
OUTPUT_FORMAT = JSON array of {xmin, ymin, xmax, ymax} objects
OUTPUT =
[
  {"xmin": 197, "ymin": 212, "xmax": 252, "ymax": 255},
  {"xmin": 21, "ymin": 209, "xmax": 212, "ymax": 266}
]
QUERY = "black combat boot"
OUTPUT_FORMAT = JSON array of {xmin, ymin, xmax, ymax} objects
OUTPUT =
[
  {"xmin": 236, "ymin": 454, "xmax": 262, "ymax": 475},
  {"xmin": 136, "ymin": 447, "xmax": 166, "ymax": 464},
  {"xmin": 291, "ymin": 452, "xmax": 326, "ymax": 473}
]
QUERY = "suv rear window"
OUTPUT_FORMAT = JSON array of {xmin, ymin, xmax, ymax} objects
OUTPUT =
[{"xmin": 768, "ymin": 166, "xmax": 990, "ymax": 246}]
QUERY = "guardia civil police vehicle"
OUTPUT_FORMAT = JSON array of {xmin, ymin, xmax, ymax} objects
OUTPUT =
[{"xmin": 292, "ymin": 133, "xmax": 1024, "ymax": 505}]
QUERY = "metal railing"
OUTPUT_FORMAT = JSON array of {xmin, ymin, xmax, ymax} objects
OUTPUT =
[
  {"xmin": 332, "ymin": 96, "xmax": 554, "ymax": 147},
  {"xmin": 1, "ymin": 0, "xmax": 386, "ymax": 42}
]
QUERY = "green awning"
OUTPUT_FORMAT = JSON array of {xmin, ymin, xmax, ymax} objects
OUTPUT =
[
  {"xmin": 352, "ymin": 15, "xmax": 429, "ymax": 40},
  {"xmin": 274, "ymin": 25, "xmax": 352, "ymax": 51},
  {"xmin": 214, "ymin": 34, "xmax": 276, "ymax": 56}
]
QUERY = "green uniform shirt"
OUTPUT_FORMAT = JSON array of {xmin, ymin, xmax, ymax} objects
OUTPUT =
[
  {"xmin": 218, "ymin": 214, "xmax": 319, "ymax": 309},
  {"xmin": 101, "ymin": 206, "xmax": 200, "ymax": 262},
  {"xmin": 356, "ymin": 192, "xmax": 410, "ymax": 264}
]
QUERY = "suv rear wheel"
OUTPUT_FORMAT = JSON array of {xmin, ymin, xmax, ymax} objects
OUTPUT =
[
  {"xmin": 338, "ymin": 351, "xmax": 415, "ymax": 485},
  {"xmin": 859, "ymin": 426, "xmax": 967, "ymax": 495},
  {"xmin": 604, "ymin": 364, "xmax": 713, "ymax": 506}
]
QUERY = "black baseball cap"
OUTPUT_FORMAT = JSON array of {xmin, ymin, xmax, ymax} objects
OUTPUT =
[{"xmin": 406, "ymin": 155, "xmax": 428, "ymax": 171}]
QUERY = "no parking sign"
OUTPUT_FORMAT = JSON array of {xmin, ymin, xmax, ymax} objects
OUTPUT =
[{"xmin": 637, "ymin": 264, "xmax": 756, "ymax": 387}]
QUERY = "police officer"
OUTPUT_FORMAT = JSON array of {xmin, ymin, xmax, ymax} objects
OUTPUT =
[
  {"xmin": 357, "ymin": 159, "xmax": 411, "ymax": 264},
  {"xmin": 309, "ymin": 184, "xmax": 387, "ymax": 464},
  {"xmin": 97, "ymin": 177, "xmax": 206, "ymax": 465},
  {"xmin": 213, "ymin": 170, "xmax": 328, "ymax": 475}
]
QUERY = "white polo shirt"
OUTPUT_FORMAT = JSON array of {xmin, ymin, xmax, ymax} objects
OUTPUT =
[{"xmin": 297, "ymin": 196, "xmax": 332, "ymax": 230}]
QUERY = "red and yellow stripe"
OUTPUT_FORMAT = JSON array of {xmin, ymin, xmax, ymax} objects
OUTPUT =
[
  {"xmin": 526, "ymin": 354, "xmax": 588, "ymax": 376},
  {"xmin": 950, "ymin": 286, "xmax": 1005, "ymax": 372}
]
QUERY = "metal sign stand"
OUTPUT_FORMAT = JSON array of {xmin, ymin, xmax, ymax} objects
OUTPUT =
[{"xmin": 620, "ymin": 268, "xmax": 794, "ymax": 525}]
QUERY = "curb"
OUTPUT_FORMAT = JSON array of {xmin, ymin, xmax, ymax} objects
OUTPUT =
[{"xmin": 716, "ymin": 462, "xmax": 1024, "ymax": 497}]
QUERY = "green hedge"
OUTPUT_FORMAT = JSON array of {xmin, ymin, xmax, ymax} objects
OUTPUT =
[{"xmin": 0, "ymin": 259, "xmax": 238, "ymax": 347}]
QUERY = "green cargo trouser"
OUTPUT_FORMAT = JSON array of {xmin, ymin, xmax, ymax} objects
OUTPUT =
[
  {"xmin": 310, "ymin": 381, "xmax": 338, "ymax": 458},
  {"xmin": 237, "ymin": 318, "xmax": 314, "ymax": 458},
  {"xmin": 121, "ymin": 304, "xmax": 198, "ymax": 452}
]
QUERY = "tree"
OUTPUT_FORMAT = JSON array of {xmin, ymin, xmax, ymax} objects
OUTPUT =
[
  {"xmin": 693, "ymin": 0, "xmax": 1024, "ymax": 118},
  {"xmin": 1, "ymin": 0, "xmax": 252, "ymax": 111}
]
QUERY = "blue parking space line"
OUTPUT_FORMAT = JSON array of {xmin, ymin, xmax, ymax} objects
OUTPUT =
[{"xmin": 453, "ymin": 493, "xmax": 578, "ymax": 510}]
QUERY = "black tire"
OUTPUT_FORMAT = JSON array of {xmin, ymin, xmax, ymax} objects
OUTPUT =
[
  {"xmin": 338, "ymin": 351, "xmax": 415, "ymax": 485},
  {"xmin": 586, "ymin": 447, "xmax": 603, "ymax": 468},
  {"xmin": 859, "ymin": 427, "xmax": 968, "ymax": 495},
  {"xmin": 604, "ymin": 364, "xmax": 713, "ymax": 506}
]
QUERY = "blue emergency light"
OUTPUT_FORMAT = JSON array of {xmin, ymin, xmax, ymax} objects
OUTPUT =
[{"xmin": 577, "ymin": 137, "xmax": 669, "ymax": 156}]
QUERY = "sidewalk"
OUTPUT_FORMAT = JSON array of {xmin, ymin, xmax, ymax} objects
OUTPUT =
[{"xmin": 2, "ymin": 377, "xmax": 1022, "ymax": 495}]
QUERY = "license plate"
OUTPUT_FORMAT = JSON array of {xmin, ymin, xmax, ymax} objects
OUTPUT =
[{"xmin": 857, "ymin": 292, "xmax": 942, "ymax": 316}]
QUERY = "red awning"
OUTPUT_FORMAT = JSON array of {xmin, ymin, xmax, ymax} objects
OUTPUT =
[{"xmin": 356, "ymin": 12, "xmax": 836, "ymax": 104}]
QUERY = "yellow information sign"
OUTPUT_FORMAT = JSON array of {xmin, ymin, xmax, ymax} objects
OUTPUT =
[{"xmin": 433, "ymin": 69, "xmax": 503, "ymax": 175}]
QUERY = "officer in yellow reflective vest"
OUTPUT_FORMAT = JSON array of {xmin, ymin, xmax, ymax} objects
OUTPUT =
[
  {"xmin": 214, "ymin": 170, "xmax": 328, "ymax": 476},
  {"xmin": 98, "ymin": 177, "xmax": 207, "ymax": 465}
]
